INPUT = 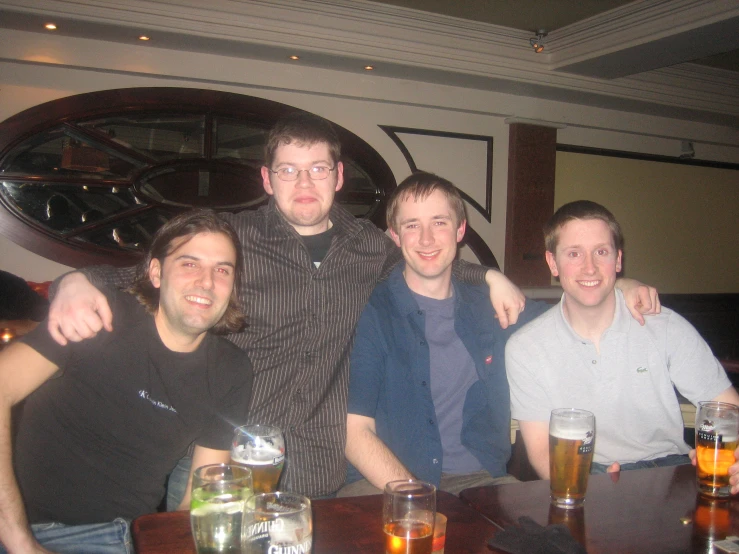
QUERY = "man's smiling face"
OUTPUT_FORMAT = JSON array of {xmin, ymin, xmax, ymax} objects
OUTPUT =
[
  {"xmin": 149, "ymin": 231, "xmax": 237, "ymax": 342},
  {"xmin": 546, "ymin": 218, "xmax": 622, "ymax": 312},
  {"xmin": 389, "ymin": 188, "xmax": 466, "ymax": 294}
]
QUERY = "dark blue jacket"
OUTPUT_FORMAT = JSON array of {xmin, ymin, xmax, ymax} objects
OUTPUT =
[{"xmin": 346, "ymin": 264, "xmax": 547, "ymax": 486}]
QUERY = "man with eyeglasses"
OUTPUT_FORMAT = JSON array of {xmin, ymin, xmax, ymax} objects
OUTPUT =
[{"xmin": 44, "ymin": 113, "xmax": 655, "ymax": 500}]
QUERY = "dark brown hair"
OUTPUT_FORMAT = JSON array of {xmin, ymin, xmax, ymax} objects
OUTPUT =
[
  {"xmin": 544, "ymin": 200, "xmax": 624, "ymax": 254},
  {"xmin": 126, "ymin": 209, "xmax": 245, "ymax": 334},
  {"xmin": 386, "ymin": 171, "xmax": 466, "ymax": 232},
  {"xmin": 264, "ymin": 112, "xmax": 341, "ymax": 168}
]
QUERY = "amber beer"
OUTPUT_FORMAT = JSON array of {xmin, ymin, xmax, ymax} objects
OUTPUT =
[
  {"xmin": 695, "ymin": 401, "xmax": 739, "ymax": 498},
  {"xmin": 239, "ymin": 454, "xmax": 284, "ymax": 494},
  {"xmin": 549, "ymin": 408, "xmax": 595, "ymax": 509},
  {"xmin": 384, "ymin": 520, "xmax": 433, "ymax": 554},
  {"xmin": 383, "ymin": 480, "xmax": 436, "ymax": 554},
  {"xmin": 231, "ymin": 424, "xmax": 285, "ymax": 493}
]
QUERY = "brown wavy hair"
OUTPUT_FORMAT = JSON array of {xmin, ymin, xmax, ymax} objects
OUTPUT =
[{"xmin": 126, "ymin": 209, "xmax": 245, "ymax": 334}]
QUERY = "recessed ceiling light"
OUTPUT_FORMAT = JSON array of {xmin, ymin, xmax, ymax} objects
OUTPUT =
[
  {"xmin": 139, "ymin": 35, "xmax": 150, "ymax": 41},
  {"xmin": 289, "ymin": 55, "xmax": 300, "ymax": 61},
  {"xmin": 364, "ymin": 65, "xmax": 374, "ymax": 71},
  {"xmin": 44, "ymin": 23, "xmax": 57, "ymax": 30}
]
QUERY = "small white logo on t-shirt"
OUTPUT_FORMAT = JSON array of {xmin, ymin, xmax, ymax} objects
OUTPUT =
[{"xmin": 138, "ymin": 390, "xmax": 177, "ymax": 413}]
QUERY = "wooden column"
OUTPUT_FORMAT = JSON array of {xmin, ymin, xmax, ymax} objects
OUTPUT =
[{"xmin": 504, "ymin": 123, "xmax": 557, "ymax": 286}]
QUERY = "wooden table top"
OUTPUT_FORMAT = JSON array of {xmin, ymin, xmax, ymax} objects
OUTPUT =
[
  {"xmin": 133, "ymin": 489, "xmax": 499, "ymax": 553},
  {"xmin": 461, "ymin": 464, "xmax": 739, "ymax": 554}
]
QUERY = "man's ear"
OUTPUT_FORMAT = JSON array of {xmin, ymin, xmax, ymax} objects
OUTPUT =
[
  {"xmin": 616, "ymin": 249, "xmax": 623, "ymax": 273},
  {"xmin": 389, "ymin": 227, "xmax": 401, "ymax": 248},
  {"xmin": 334, "ymin": 161, "xmax": 344, "ymax": 192},
  {"xmin": 545, "ymin": 251, "xmax": 559, "ymax": 277},
  {"xmin": 148, "ymin": 259, "xmax": 162, "ymax": 289},
  {"xmin": 261, "ymin": 166, "xmax": 274, "ymax": 196},
  {"xmin": 456, "ymin": 220, "xmax": 467, "ymax": 243}
]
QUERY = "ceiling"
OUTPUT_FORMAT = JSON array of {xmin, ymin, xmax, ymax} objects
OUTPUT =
[
  {"xmin": 374, "ymin": 0, "xmax": 739, "ymax": 72},
  {"xmin": 0, "ymin": 0, "xmax": 737, "ymax": 128}
]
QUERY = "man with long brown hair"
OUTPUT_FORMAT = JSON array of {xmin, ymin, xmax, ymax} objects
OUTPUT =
[{"xmin": 0, "ymin": 209, "xmax": 252, "ymax": 554}]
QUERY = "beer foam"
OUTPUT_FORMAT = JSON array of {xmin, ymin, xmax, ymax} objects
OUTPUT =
[
  {"xmin": 550, "ymin": 422, "xmax": 593, "ymax": 441},
  {"xmin": 232, "ymin": 445, "xmax": 282, "ymax": 465}
]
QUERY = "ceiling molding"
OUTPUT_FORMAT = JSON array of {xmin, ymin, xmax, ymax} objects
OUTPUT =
[{"xmin": 0, "ymin": 0, "xmax": 737, "ymax": 126}]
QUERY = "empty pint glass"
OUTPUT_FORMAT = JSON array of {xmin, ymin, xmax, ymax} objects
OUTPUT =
[
  {"xmin": 241, "ymin": 492, "xmax": 312, "ymax": 554},
  {"xmin": 383, "ymin": 480, "xmax": 436, "ymax": 554},
  {"xmin": 696, "ymin": 401, "xmax": 739, "ymax": 497},
  {"xmin": 232, "ymin": 424, "xmax": 285, "ymax": 493},
  {"xmin": 549, "ymin": 408, "xmax": 595, "ymax": 509}
]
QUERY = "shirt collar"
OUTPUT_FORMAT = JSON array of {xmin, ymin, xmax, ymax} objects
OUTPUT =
[{"xmin": 555, "ymin": 288, "xmax": 629, "ymax": 344}]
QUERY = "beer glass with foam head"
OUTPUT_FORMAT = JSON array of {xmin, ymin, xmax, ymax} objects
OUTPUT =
[
  {"xmin": 696, "ymin": 401, "xmax": 739, "ymax": 497},
  {"xmin": 232, "ymin": 424, "xmax": 285, "ymax": 493},
  {"xmin": 190, "ymin": 463, "xmax": 253, "ymax": 554},
  {"xmin": 383, "ymin": 480, "xmax": 436, "ymax": 554},
  {"xmin": 549, "ymin": 408, "xmax": 595, "ymax": 509},
  {"xmin": 241, "ymin": 492, "xmax": 312, "ymax": 554}
]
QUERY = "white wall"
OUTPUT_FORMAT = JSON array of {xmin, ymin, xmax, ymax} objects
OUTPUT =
[{"xmin": 1, "ymin": 28, "xmax": 737, "ymax": 284}]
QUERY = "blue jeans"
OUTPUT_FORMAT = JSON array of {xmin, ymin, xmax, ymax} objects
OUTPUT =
[
  {"xmin": 590, "ymin": 453, "xmax": 691, "ymax": 474},
  {"xmin": 0, "ymin": 519, "xmax": 132, "ymax": 554},
  {"xmin": 166, "ymin": 453, "xmax": 193, "ymax": 511}
]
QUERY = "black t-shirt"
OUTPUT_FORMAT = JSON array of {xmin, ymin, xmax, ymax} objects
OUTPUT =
[
  {"xmin": 301, "ymin": 226, "xmax": 335, "ymax": 267},
  {"xmin": 15, "ymin": 288, "xmax": 253, "ymax": 524}
]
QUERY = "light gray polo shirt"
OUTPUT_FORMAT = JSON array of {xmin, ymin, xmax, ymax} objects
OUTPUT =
[{"xmin": 506, "ymin": 289, "xmax": 731, "ymax": 465}]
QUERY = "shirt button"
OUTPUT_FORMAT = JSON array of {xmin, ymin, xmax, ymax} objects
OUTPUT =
[
  {"xmin": 432, "ymin": 458, "xmax": 439, "ymax": 464},
  {"xmin": 428, "ymin": 419, "xmax": 434, "ymax": 425},
  {"xmin": 290, "ymin": 425, "xmax": 296, "ymax": 432},
  {"xmin": 421, "ymin": 381, "xmax": 427, "ymax": 386},
  {"xmin": 420, "ymin": 341, "xmax": 426, "ymax": 346},
  {"xmin": 417, "ymin": 310, "xmax": 423, "ymax": 316},
  {"xmin": 592, "ymin": 360, "xmax": 597, "ymax": 364}
]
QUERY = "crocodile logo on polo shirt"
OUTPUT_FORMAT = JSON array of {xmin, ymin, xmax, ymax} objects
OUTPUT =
[{"xmin": 636, "ymin": 366, "xmax": 648, "ymax": 374}]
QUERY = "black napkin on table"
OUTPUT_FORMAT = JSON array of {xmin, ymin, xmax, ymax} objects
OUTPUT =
[{"xmin": 488, "ymin": 516, "xmax": 587, "ymax": 554}]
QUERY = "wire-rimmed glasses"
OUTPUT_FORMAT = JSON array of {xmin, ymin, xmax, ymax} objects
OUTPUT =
[{"xmin": 268, "ymin": 165, "xmax": 336, "ymax": 181}]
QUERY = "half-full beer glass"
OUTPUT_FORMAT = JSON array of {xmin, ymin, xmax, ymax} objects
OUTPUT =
[
  {"xmin": 549, "ymin": 408, "xmax": 595, "ymax": 509},
  {"xmin": 383, "ymin": 480, "xmax": 436, "ymax": 554},
  {"xmin": 232, "ymin": 424, "xmax": 285, "ymax": 493},
  {"xmin": 696, "ymin": 401, "xmax": 739, "ymax": 497}
]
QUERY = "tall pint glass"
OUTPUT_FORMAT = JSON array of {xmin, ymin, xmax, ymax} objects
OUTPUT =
[
  {"xmin": 549, "ymin": 408, "xmax": 595, "ymax": 509},
  {"xmin": 232, "ymin": 424, "xmax": 285, "ymax": 494},
  {"xmin": 696, "ymin": 401, "xmax": 739, "ymax": 497}
]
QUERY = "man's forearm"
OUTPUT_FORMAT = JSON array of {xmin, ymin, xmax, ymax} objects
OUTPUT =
[
  {"xmin": 0, "ymin": 407, "xmax": 36, "ymax": 552},
  {"xmin": 49, "ymin": 265, "xmax": 137, "ymax": 300},
  {"xmin": 451, "ymin": 260, "xmax": 489, "ymax": 285},
  {"xmin": 346, "ymin": 424, "xmax": 413, "ymax": 489}
]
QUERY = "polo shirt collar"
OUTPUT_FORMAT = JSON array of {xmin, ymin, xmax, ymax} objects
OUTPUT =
[{"xmin": 555, "ymin": 288, "xmax": 630, "ymax": 344}]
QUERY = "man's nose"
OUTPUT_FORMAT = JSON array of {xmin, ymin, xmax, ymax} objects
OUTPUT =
[
  {"xmin": 582, "ymin": 254, "xmax": 596, "ymax": 273},
  {"xmin": 196, "ymin": 269, "xmax": 214, "ymax": 289},
  {"xmin": 419, "ymin": 226, "xmax": 433, "ymax": 246},
  {"xmin": 295, "ymin": 169, "xmax": 315, "ymax": 187}
]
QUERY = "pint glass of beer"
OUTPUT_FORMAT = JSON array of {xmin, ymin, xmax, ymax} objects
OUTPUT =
[
  {"xmin": 549, "ymin": 408, "xmax": 595, "ymax": 509},
  {"xmin": 695, "ymin": 401, "xmax": 739, "ymax": 498},
  {"xmin": 383, "ymin": 480, "xmax": 436, "ymax": 554},
  {"xmin": 232, "ymin": 424, "xmax": 285, "ymax": 493}
]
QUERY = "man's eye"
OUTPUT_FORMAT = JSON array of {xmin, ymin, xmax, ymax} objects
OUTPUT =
[
  {"xmin": 310, "ymin": 166, "xmax": 329, "ymax": 175},
  {"xmin": 597, "ymin": 249, "xmax": 609, "ymax": 256},
  {"xmin": 567, "ymin": 251, "xmax": 579, "ymax": 258},
  {"xmin": 278, "ymin": 167, "xmax": 297, "ymax": 176},
  {"xmin": 216, "ymin": 267, "xmax": 231, "ymax": 275}
]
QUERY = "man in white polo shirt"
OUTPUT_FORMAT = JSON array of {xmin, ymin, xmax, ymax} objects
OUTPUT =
[{"xmin": 506, "ymin": 200, "xmax": 739, "ymax": 477}]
